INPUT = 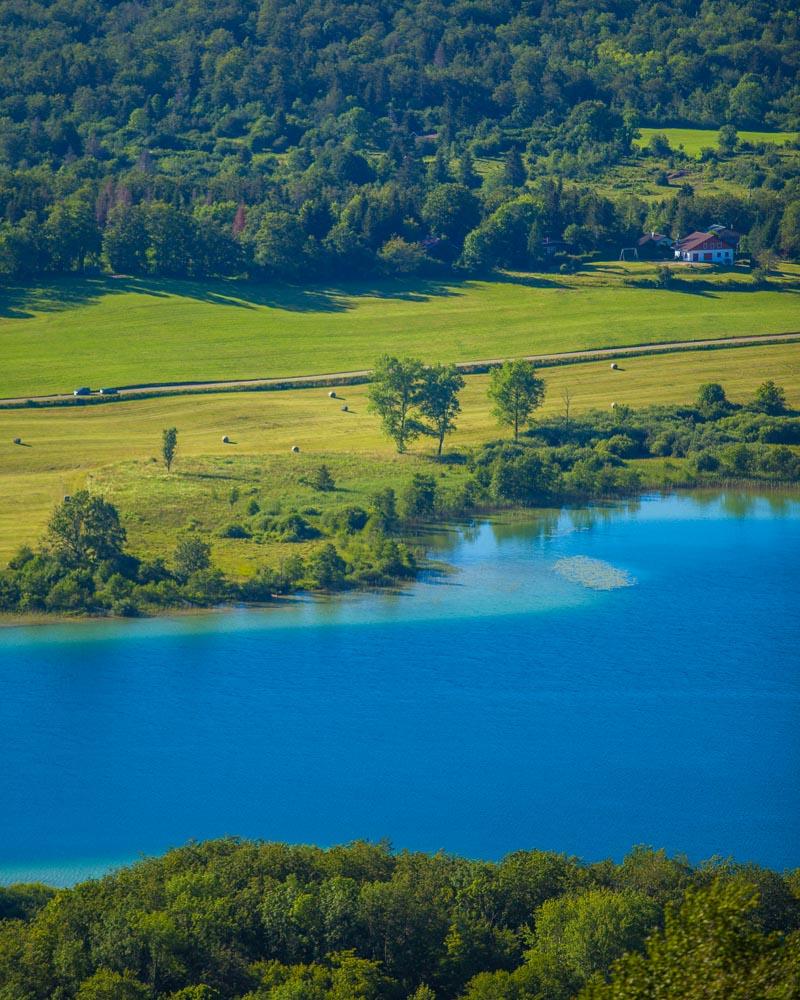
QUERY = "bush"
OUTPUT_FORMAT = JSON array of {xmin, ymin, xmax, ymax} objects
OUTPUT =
[
  {"xmin": 44, "ymin": 570, "xmax": 95, "ymax": 611},
  {"xmin": 400, "ymin": 474, "xmax": 438, "ymax": 520},
  {"xmin": 306, "ymin": 543, "xmax": 347, "ymax": 589},
  {"xmin": 369, "ymin": 488, "xmax": 399, "ymax": 533},
  {"xmin": 695, "ymin": 450, "xmax": 721, "ymax": 473},
  {"xmin": 753, "ymin": 380, "xmax": 787, "ymax": 415},
  {"xmin": 324, "ymin": 506, "xmax": 369, "ymax": 534},
  {"xmin": 218, "ymin": 522, "xmax": 251, "ymax": 539},
  {"xmin": 599, "ymin": 433, "xmax": 639, "ymax": 458},
  {"xmin": 654, "ymin": 265, "xmax": 674, "ymax": 288},
  {"xmin": 181, "ymin": 568, "xmax": 230, "ymax": 605},
  {"xmin": 239, "ymin": 567, "xmax": 284, "ymax": 601},
  {"xmin": 271, "ymin": 513, "xmax": 320, "ymax": 542}
]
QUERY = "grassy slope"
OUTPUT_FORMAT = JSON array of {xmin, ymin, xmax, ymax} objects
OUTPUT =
[
  {"xmin": 1, "ymin": 263, "xmax": 799, "ymax": 398},
  {"xmin": 1, "ymin": 341, "xmax": 797, "ymax": 572},
  {"xmin": 635, "ymin": 127, "xmax": 798, "ymax": 156}
]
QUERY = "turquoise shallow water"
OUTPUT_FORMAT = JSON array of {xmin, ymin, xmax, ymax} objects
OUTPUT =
[{"xmin": 1, "ymin": 491, "xmax": 798, "ymax": 886}]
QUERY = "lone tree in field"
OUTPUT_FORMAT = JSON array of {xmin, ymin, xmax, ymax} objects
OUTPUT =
[
  {"xmin": 418, "ymin": 364, "xmax": 465, "ymax": 456},
  {"xmin": 310, "ymin": 464, "xmax": 335, "ymax": 491},
  {"xmin": 162, "ymin": 427, "xmax": 178, "ymax": 471},
  {"xmin": 47, "ymin": 491, "xmax": 126, "ymax": 567},
  {"xmin": 488, "ymin": 359, "xmax": 546, "ymax": 439},
  {"xmin": 368, "ymin": 355, "xmax": 424, "ymax": 453}
]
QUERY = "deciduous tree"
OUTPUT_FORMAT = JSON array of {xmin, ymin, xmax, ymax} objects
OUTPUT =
[
  {"xmin": 418, "ymin": 363, "xmax": 465, "ymax": 455},
  {"xmin": 488, "ymin": 360, "xmax": 546, "ymax": 439},
  {"xmin": 368, "ymin": 355, "xmax": 424, "ymax": 452}
]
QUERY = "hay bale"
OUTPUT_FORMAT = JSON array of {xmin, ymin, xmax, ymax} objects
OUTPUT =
[
  {"xmin": 12, "ymin": 437, "xmax": 21, "ymax": 445},
  {"xmin": 291, "ymin": 445, "xmax": 300, "ymax": 453},
  {"xmin": 611, "ymin": 402, "xmax": 617, "ymax": 409},
  {"xmin": 610, "ymin": 362, "xmax": 618, "ymax": 370},
  {"xmin": 328, "ymin": 390, "xmax": 337, "ymax": 398},
  {"xmin": 341, "ymin": 404, "xmax": 348, "ymax": 412},
  {"xmin": 222, "ymin": 435, "xmax": 230, "ymax": 444}
]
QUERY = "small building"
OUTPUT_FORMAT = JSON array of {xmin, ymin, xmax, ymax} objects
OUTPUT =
[
  {"xmin": 541, "ymin": 236, "xmax": 573, "ymax": 257},
  {"xmin": 673, "ymin": 230, "xmax": 735, "ymax": 264},
  {"xmin": 636, "ymin": 231, "xmax": 673, "ymax": 259}
]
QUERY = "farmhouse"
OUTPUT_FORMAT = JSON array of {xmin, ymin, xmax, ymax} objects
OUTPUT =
[
  {"xmin": 673, "ymin": 230, "xmax": 736, "ymax": 264},
  {"xmin": 636, "ymin": 231, "xmax": 673, "ymax": 259}
]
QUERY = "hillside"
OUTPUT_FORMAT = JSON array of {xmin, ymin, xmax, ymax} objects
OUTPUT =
[{"xmin": 0, "ymin": 0, "xmax": 799, "ymax": 289}]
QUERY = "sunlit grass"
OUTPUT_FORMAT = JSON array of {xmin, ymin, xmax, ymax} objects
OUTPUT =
[
  {"xmin": 0, "ymin": 340, "xmax": 797, "ymax": 569},
  {"xmin": 1, "ymin": 263, "xmax": 798, "ymax": 397},
  {"xmin": 635, "ymin": 127, "xmax": 798, "ymax": 157}
]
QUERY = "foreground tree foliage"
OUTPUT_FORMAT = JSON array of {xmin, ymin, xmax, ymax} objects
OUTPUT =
[
  {"xmin": 581, "ymin": 879, "xmax": 800, "ymax": 1000},
  {"xmin": 0, "ymin": 839, "xmax": 797, "ymax": 1000}
]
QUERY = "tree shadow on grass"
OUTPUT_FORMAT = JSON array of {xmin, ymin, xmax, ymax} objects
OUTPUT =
[
  {"xmin": 0, "ymin": 273, "xmax": 471, "ymax": 320},
  {"xmin": 4, "ymin": 267, "xmax": 794, "ymax": 321}
]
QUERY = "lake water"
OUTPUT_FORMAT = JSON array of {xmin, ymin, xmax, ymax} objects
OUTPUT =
[{"xmin": 1, "ymin": 491, "xmax": 799, "ymax": 886}]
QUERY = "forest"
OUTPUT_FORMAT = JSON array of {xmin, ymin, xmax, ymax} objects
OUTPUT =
[
  {"xmin": 0, "ymin": 838, "xmax": 798, "ymax": 999},
  {"xmin": 0, "ymin": 0, "xmax": 799, "ymax": 283}
]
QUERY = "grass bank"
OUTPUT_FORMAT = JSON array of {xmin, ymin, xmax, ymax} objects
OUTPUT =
[{"xmin": 1, "ymin": 263, "xmax": 799, "ymax": 398}]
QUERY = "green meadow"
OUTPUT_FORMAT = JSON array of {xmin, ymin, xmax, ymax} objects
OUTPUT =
[
  {"xmin": 1, "ymin": 341, "xmax": 797, "ymax": 573},
  {"xmin": 2, "ymin": 263, "xmax": 799, "ymax": 398},
  {"xmin": 635, "ymin": 126, "xmax": 798, "ymax": 156}
]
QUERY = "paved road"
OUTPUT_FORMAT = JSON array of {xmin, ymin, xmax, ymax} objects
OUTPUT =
[{"xmin": 2, "ymin": 331, "xmax": 798, "ymax": 407}]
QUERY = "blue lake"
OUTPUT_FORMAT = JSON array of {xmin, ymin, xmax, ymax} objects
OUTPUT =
[{"xmin": 1, "ymin": 491, "xmax": 799, "ymax": 886}]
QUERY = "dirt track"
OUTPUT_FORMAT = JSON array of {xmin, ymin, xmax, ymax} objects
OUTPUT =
[{"xmin": 2, "ymin": 331, "xmax": 798, "ymax": 408}]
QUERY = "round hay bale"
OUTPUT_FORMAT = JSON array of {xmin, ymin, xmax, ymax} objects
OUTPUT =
[
  {"xmin": 610, "ymin": 362, "xmax": 618, "ymax": 370},
  {"xmin": 222, "ymin": 435, "xmax": 230, "ymax": 444},
  {"xmin": 341, "ymin": 404, "xmax": 348, "ymax": 412},
  {"xmin": 12, "ymin": 437, "xmax": 21, "ymax": 445},
  {"xmin": 291, "ymin": 445, "xmax": 300, "ymax": 453},
  {"xmin": 611, "ymin": 401, "xmax": 617, "ymax": 409},
  {"xmin": 328, "ymin": 390, "xmax": 337, "ymax": 398}
]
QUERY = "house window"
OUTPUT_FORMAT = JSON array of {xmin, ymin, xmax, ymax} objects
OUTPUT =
[{"xmin": 692, "ymin": 253, "xmax": 698, "ymax": 261}]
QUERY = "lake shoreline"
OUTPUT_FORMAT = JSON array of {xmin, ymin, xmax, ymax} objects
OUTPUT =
[{"xmin": 2, "ymin": 483, "xmax": 798, "ymax": 631}]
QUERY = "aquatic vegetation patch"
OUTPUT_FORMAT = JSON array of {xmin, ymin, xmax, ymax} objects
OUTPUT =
[{"xmin": 553, "ymin": 555, "xmax": 636, "ymax": 590}]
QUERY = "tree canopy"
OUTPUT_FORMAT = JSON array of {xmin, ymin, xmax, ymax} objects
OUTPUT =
[{"xmin": 0, "ymin": 839, "xmax": 798, "ymax": 1000}]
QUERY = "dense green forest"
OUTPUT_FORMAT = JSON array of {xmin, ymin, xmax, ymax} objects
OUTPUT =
[
  {"xmin": 1, "ymin": 838, "xmax": 798, "ymax": 999},
  {"xmin": 1, "ymin": 0, "xmax": 799, "ymax": 283}
]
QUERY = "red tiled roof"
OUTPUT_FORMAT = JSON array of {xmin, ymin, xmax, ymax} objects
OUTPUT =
[{"xmin": 676, "ymin": 230, "xmax": 735, "ymax": 252}]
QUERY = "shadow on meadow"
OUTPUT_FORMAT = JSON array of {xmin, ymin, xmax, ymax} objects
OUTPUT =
[
  {"xmin": 0, "ymin": 273, "xmax": 472, "ymax": 320},
  {"xmin": 1, "ymin": 265, "xmax": 796, "ymax": 323}
]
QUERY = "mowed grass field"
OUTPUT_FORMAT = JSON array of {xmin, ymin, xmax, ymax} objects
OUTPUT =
[
  {"xmin": 1, "ymin": 341, "xmax": 797, "ymax": 573},
  {"xmin": 635, "ymin": 127, "xmax": 798, "ymax": 156},
  {"xmin": 1, "ymin": 263, "xmax": 799, "ymax": 398}
]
